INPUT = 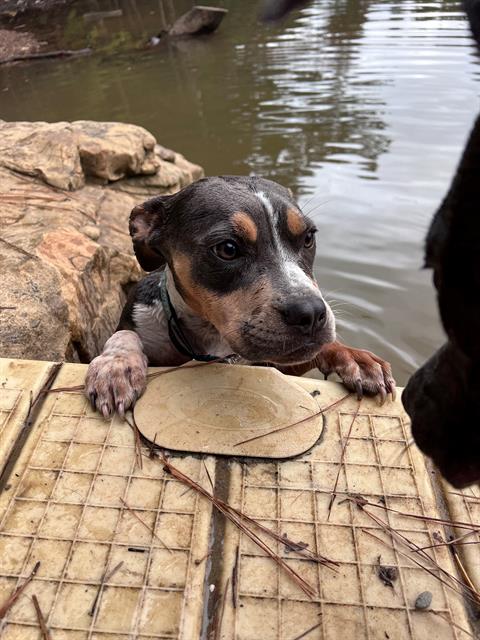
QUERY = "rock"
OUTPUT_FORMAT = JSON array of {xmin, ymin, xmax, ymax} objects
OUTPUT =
[
  {"xmin": 81, "ymin": 225, "xmax": 101, "ymax": 241},
  {"xmin": 0, "ymin": 120, "xmax": 203, "ymax": 363},
  {"xmin": 260, "ymin": 0, "xmax": 309, "ymax": 22},
  {"xmin": 414, "ymin": 591, "xmax": 433, "ymax": 610},
  {"xmin": 0, "ymin": 120, "xmax": 165, "ymax": 190},
  {"xmin": 0, "ymin": 122, "xmax": 84, "ymax": 190},
  {"xmin": 0, "ymin": 29, "xmax": 40, "ymax": 62},
  {"xmin": 0, "ymin": 0, "xmax": 74, "ymax": 18},
  {"xmin": 169, "ymin": 5, "xmax": 228, "ymax": 37},
  {"xmin": 72, "ymin": 121, "xmax": 160, "ymax": 182}
]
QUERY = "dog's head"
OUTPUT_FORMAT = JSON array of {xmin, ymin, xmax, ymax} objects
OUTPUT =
[{"xmin": 129, "ymin": 176, "xmax": 335, "ymax": 364}]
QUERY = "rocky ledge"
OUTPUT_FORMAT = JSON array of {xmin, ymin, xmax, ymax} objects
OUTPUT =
[{"xmin": 0, "ymin": 120, "xmax": 203, "ymax": 362}]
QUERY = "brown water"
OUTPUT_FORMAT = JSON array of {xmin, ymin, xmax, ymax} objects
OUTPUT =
[{"xmin": 1, "ymin": 0, "xmax": 479, "ymax": 384}]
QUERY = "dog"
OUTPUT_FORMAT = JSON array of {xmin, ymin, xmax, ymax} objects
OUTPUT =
[
  {"xmin": 85, "ymin": 176, "xmax": 395, "ymax": 418},
  {"xmin": 402, "ymin": 1, "xmax": 480, "ymax": 488},
  {"xmin": 259, "ymin": 1, "xmax": 480, "ymax": 485}
]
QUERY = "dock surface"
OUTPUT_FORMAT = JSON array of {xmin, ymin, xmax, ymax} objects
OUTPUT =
[{"xmin": 0, "ymin": 358, "xmax": 478, "ymax": 639}]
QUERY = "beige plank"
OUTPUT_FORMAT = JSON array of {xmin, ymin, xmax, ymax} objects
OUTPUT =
[
  {"xmin": 215, "ymin": 378, "xmax": 474, "ymax": 640},
  {"xmin": 441, "ymin": 478, "xmax": 480, "ymax": 595},
  {"xmin": 0, "ymin": 358, "xmax": 58, "ymax": 474},
  {"xmin": 0, "ymin": 362, "xmax": 214, "ymax": 640}
]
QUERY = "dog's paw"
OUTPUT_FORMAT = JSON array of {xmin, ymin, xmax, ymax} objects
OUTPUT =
[
  {"xmin": 85, "ymin": 351, "xmax": 148, "ymax": 418},
  {"xmin": 316, "ymin": 342, "xmax": 396, "ymax": 403}
]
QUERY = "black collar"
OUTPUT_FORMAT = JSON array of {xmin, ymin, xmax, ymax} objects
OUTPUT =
[{"xmin": 159, "ymin": 270, "xmax": 236, "ymax": 363}]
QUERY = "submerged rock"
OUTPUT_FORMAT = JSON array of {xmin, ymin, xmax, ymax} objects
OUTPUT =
[
  {"xmin": 169, "ymin": 5, "xmax": 228, "ymax": 37},
  {"xmin": 0, "ymin": 120, "xmax": 203, "ymax": 362}
]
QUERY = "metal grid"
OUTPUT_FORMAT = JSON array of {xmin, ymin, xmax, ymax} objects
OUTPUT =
[
  {"xmin": 0, "ymin": 387, "xmax": 21, "ymax": 443},
  {"xmin": 441, "ymin": 478, "xmax": 480, "ymax": 595},
  {"xmin": 0, "ymin": 363, "xmax": 475, "ymax": 640},
  {"xmin": 0, "ymin": 365, "xmax": 214, "ymax": 639},
  {"xmin": 218, "ymin": 381, "xmax": 473, "ymax": 640},
  {"xmin": 0, "ymin": 359, "xmax": 54, "ymax": 472}
]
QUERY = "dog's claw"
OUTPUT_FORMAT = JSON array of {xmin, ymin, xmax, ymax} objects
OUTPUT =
[
  {"xmin": 89, "ymin": 392, "xmax": 97, "ymax": 411},
  {"xmin": 355, "ymin": 378, "xmax": 363, "ymax": 401},
  {"xmin": 379, "ymin": 385, "xmax": 387, "ymax": 406},
  {"xmin": 390, "ymin": 383, "xmax": 397, "ymax": 402},
  {"xmin": 101, "ymin": 402, "xmax": 111, "ymax": 419},
  {"xmin": 117, "ymin": 401, "xmax": 125, "ymax": 418}
]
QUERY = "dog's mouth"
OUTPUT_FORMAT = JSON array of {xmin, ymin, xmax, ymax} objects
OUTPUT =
[
  {"xmin": 264, "ymin": 340, "xmax": 325, "ymax": 365},
  {"xmin": 225, "ymin": 318, "xmax": 336, "ymax": 365}
]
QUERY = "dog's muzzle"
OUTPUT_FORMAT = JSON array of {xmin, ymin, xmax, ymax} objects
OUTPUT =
[{"xmin": 402, "ymin": 341, "xmax": 480, "ymax": 488}]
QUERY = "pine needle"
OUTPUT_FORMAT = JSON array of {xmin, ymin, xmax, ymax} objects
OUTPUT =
[
  {"xmin": 327, "ymin": 400, "xmax": 361, "ymax": 520},
  {"xmin": 120, "ymin": 498, "xmax": 172, "ymax": 554},
  {"xmin": 0, "ymin": 562, "xmax": 40, "ymax": 619},
  {"xmin": 234, "ymin": 393, "xmax": 351, "ymax": 447},
  {"xmin": 32, "ymin": 595, "xmax": 52, "ymax": 640},
  {"xmin": 160, "ymin": 453, "xmax": 321, "ymax": 598}
]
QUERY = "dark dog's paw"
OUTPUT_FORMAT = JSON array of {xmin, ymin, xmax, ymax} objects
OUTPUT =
[
  {"xmin": 85, "ymin": 351, "xmax": 148, "ymax": 418},
  {"xmin": 317, "ymin": 342, "xmax": 396, "ymax": 403}
]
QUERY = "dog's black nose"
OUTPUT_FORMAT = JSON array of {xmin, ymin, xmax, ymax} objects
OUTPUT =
[{"xmin": 279, "ymin": 299, "xmax": 327, "ymax": 334}]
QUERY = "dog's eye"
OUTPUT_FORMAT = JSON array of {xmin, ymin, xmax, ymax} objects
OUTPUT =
[
  {"xmin": 304, "ymin": 230, "xmax": 316, "ymax": 249},
  {"xmin": 212, "ymin": 240, "xmax": 240, "ymax": 261}
]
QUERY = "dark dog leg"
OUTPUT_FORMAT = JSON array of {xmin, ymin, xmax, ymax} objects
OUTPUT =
[{"xmin": 402, "ymin": 3, "xmax": 480, "ymax": 485}]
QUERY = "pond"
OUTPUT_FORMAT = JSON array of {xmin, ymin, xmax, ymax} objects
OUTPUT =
[{"xmin": 1, "ymin": 0, "xmax": 478, "ymax": 384}]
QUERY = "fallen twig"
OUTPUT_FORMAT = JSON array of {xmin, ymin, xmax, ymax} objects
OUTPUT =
[
  {"xmin": 0, "ymin": 562, "xmax": 40, "ymax": 619},
  {"xmin": 0, "ymin": 362, "xmax": 61, "ymax": 491},
  {"xmin": 148, "ymin": 433, "xmax": 158, "ymax": 459},
  {"xmin": 234, "ymin": 392, "xmax": 351, "ymax": 447},
  {"xmin": 327, "ymin": 400, "xmax": 361, "ymax": 520},
  {"xmin": 0, "ymin": 236, "xmax": 38, "ymax": 261},
  {"xmin": 348, "ymin": 496, "xmax": 480, "ymax": 532},
  {"xmin": 194, "ymin": 551, "xmax": 211, "ymax": 566},
  {"xmin": 125, "ymin": 414, "xmax": 143, "ymax": 470},
  {"xmin": 0, "ymin": 191, "xmax": 66, "ymax": 202},
  {"xmin": 203, "ymin": 459, "xmax": 214, "ymax": 493},
  {"xmin": 232, "ymin": 544, "xmax": 240, "ymax": 608},
  {"xmin": 89, "ymin": 561, "xmax": 123, "ymax": 616},
  {"xmin": 418, "ymin": 529, "xmax": 478, "ymax": 551},
  {"xmin": 120, "ymin": 498, "xmax": 172, "ymax": 553},
  {"xmin": 292, "ymin": 621, "xmax": 323, "ymax": 640},
  {"xmin": 354, "ymin": 501, "xmax": 478, "ymax": 597},
  {"xmin": 448, "ymin": 491, "xmax": 480, "ymax": 503},
  {"xmin": 48, "ymin": 358, "xmax": 223, "ymax": 397},
  {"xmin": 222, "ymin": 504, "xmax": 336, "ymax": 567},
  {"xmin": 48, "ymin": 384, "xmax": 84, "ymax": 393},
  {"xmin": 355, "ymin": 500, "xmax": 480, "ymax": 605},
  {"xmin": 364, "ymin": 529, "xmax": 475, "ymax": 604},
  {"xmin": 146, "ymin": 358, "xmax": 223, "ymax": 381},
  {"xmin": 449, "ymin": 542, "xmax": 480, "ymax": 601},
  {"xmin": 430, "ymin": 610, "xmax": 475, "ymax": 638},
  {"xmin": 0, "ymin": 48, "xmax": 92, "ymax": 65},
  {"xmin": 161, "ymin": 453, "xmax": 319, "ymax": 598},
  {"xmin": 32, "ymin": 595, "xmax": 51, "ymax": 640}
]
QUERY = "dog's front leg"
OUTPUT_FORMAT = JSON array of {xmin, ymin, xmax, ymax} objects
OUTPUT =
[
  {"xmin": 85, "ymin": 330, "xmax": 148, "ymax": 418},
  {"xmin": 280, "ymin": 341, "xmax": 396, "ymax": 402}
]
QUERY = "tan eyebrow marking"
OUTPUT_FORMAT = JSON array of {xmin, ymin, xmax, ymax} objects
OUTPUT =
[
  {"xmin": 231, "ymin": 211, "xmax": 258, "ymax": 243},
  {"xmin": 286, "ymin": 208, "xmax": 307, "ymax": 236}
]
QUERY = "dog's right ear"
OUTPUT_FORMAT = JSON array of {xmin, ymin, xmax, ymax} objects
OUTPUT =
[{"xmin": 129, "ymin": 196, "xmax": 168, "ymax": 272}]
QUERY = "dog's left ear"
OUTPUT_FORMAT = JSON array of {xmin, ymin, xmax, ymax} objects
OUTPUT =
[{"xmin": 129, "ymin": 196, "xmax": 169, "ymax": 272}]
